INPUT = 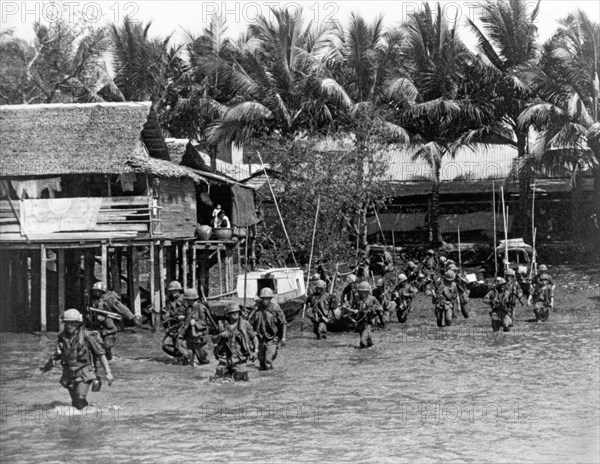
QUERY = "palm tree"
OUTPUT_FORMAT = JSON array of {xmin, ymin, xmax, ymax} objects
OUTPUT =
[
  {"xmin": 392, "ymin": 2, "xmax": 493, "ymax": 246},
  {"xmin": 466, "ymin": 0, "xmax": 541, "ymax": 239},
  {"xmin": 518, "ymin": 10, "xmax": 600, "ymax": 242}
]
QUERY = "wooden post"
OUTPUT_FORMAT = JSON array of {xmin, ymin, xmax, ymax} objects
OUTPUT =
[
  {"xmin": 217, "ymin": 246, "xmax": 223, "ymax": 294},
  {"xmin": 199, "ymin": 250, "xmax": 209, "ymax": 297},
  {"xmin": 250, "ymin": 225, "xmax": 257, "ymax": 270},
  {"xmin": 192, "ymin": 243, "xmax": 197, "ymax": 290},
  {"xmin": 110, "ymin": 248, "xmax": 121, "ymax": 294},
  {"xmin": 149, "ymin": 243, "xmax": 156, "ymax": 310},
  {"xmin": 182, "ymin": 242, "xmax": 189, "ymax": 290},
  {"xmin": 177, "ymin": 243, "xmax": 184, "ymax": 282},
  {"xmin": 159, "ymin": 243, "xmax": 166, "ymax": 312},
  {"xmin": 40, "ymin": 245, "xmax": 47, "ymax": 334},
  {"xmin": 127, "ymin": 246, "xmax": 141, "ymax": 317},
  {"xmin": 168, "ymin": 245, "xmax": 177, "ymax": 282},
  {"xmin": 83, "ymin": 250, "xmax": 95, "ymax": 315},
  {"xmin": 57, "ymin": 249, "xmax": 65, "ymax": 330},
  {"xmin": 101, "ymin": 243, "xmax": 108, "ymax": 289},
  {"xmin": 224, "ymin": 248, "xmax": 230, "ymax": 292}
]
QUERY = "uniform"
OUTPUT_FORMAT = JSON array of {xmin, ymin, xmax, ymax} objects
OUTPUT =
[
  {"xmin": 249, "ymin": 300, "xmax": 287, "ymax": 370},
  {"xmin": 392, "ymin": 280, "xmax": 418, "ymax": 323},
  {"xmin": 87, "ymin": 314, "xmax": 117, "ymax": 360},
  {"xmin": 306, "ymin": 291, "xmax": 335, "ymax": 339},
  {"xmin": 161, "ymin": 293, "xmax": 187, "ymax": 361},
  {"xmin": 350, "ymin": 286, "xmax": 383, "ymax": 348},
  {"xmin": 531, "ymin": 277, "xmax": 554, "ymax": 322},
  {"xmin": 91, "ymin": 290, "xmax": 137, "ymax": 326},
  {"xmin": 213, "ymin": 318, "xmax": 258, "ymax": 381},
  {"xmin": 483, "ymin": 279, "xmax": 512, "ymax": 331},
  {"xmin": 179, "ymin": 301, "xmax": 212, "ymax": 365},
  {"xmin": 421, "ymin": 251, "xmax": 439, "ymax": 283},
  {"xmin": 504, "ymin": 275, "xmax": 524, "ymax": 325},
  {"xmin": 372, "ymin": 282, "xmax": 392, "ymax": 326},
  {"xmin": 432, "ymin": 272, "xmax": 457, "ymax": 327},
  {"xmin": 55, "ymin": 327, "xmax": 106, "ymax": 409},
  {"xmin": 449, "ymin": 266, "xmax": 470, "ymax": 319},
  {"xmin": 341, "ymin": 282, "xmax": 358, "ymax": 307}
]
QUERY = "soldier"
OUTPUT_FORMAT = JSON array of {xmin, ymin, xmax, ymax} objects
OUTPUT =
[
  {"xmin": 178, "ymin": 289, "xmax": 213, "ymax": 366},
  {"xmin": 431, "ymin": 270, "xmax": 457, "ymax": 327},
  {"xmin": 448, "ymin": 264, "xmax": 470, "ymax": 319},
  {"xmin": 90, "ymin": 282, "xmax": 141, "ymax": 328},
  {"xmin": 528, "ymin": 274, "xmax": 554, "ymax": 322},
  {"xmin": 161, "ymin": 281, "xmax": 187, "ymax": 362},
  {"xmin": 349, "ymin": 282, "xmax": 383, "ymax": 349},
  {"xmin": 341, "ymin": 274, "xmax": 358, "ymax": 307},
  {"xmin": 86, "ymin": 309, "xmax": 117, "ymax": 360},
  {"xmin": 404, "ymin": 261, "xmax": 420, "ymax": 284},
  {"xmin": 483, "ymin": 277, "xmax": 512, "ymax": 332},
  {"xmin": 504, "ymin": 269, "xmax": 524, "ymax": 326},
  {"xmin": 531, "ymin": 264, "xmax": 554, "ymax": 287},
  {"xmin": 249, "ymin": 288, "xmax": 287, "ymax": 370},
  {"xmin": 212, "ymin": 303, "xmax": 259, "ymax": 381},
  {"xmin": 392, "ymin": 274, "xmax": 419, "ymax": 323},
  {"xmin": 306, "ymin": 280, "xmax": 336, "ymax": 340},
  {"xmin": 421, "ymin": 249, "xmax": 439, "ymax": 284},
  {"xmin": 40, "ymin": 309, "xmax": 113, "ymax": 410},
  {"xmin": 372, "ymin": 278, "xmax": 392, "ymax": 327}
]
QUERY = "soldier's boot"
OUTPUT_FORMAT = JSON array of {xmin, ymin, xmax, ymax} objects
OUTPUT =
[
  {"xmin": 234, "ymin": 371, "xmax": 249, "ymax": 381},
  {"xmin": 435, "ymin": 307, "xmax": 443, "ymax": 327},
  {"xmin": 105, "ymin": 348, "xmax": 113, "ymax": 361},
  {"xmin": 502, "ymin": 314, "xmax": 512, "ymax": 332},
  {"xmin": 444, "ymin": 307, "xmax": 453, "ymax": 327},
  {"xmin": 461, "ymin": 303, "xmax": 470, "ymax": 319}
]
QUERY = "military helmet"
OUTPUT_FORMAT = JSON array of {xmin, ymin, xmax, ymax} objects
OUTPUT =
[
  {"xmin": 375, "ymin": 278, "xmax": 384, "ymax": 287},
  {"xmin": 226, "ymin": 303, "xmax": 241, "ymax": 314},
  {"xmin": 538, "ymin": 264, "xmax": 548, "ymax": 272},
  {"xmin": 346, "ymin": 274, "xmax": 357, "ymax": 283},
  {"xmin": 167, "ymin": 281, "xmax": 183, "ymax": 292},
  {"xmin": 505, "ymin": 269, "xmax": 516, "ymax": 276},
  {"xmin": 448, "ymin": 264, "xmax": 458, "ymax": 271},
  {"xmin": 443, "ymin": 270, "xmax": 456, "ymax": 281},
  {"xmin": 62, "ymin": 308, "xmax": 83, "ymax": 322},
  {"xmin": 259, "ymin": 287, "xmax": 274, "ymax": 298},
  {"xmin": 183, "ymin": 288, "xmax": 199, "ymax": 300},
  {"xmin": 398, "ymin": 273, "xmax": 408, "ymax": 283},
  {"xmin": 427, "ymin": 249, "xmax": 434, "ymax": 255},
  {"xmin": 447, "ymin": 260, "xmax": 455, "ymax": 266},
  {"xmin": 539, "ymin": 273, "xmax": 551, "ymax": 282},
  {"xmin": 357, "ymin": 281, "xmax": 371, "ymax": 292},
  {"xmin": 439, "ymin": 256, "xmax": 447, "ymax": 263},
  {"xmin": 496, "ymin": 277, "xmax": 506, "ymax": 286},
  {"xmin": 407, "ymin": 261, "xmax": 416, "ymax": 268},
  {"xmin": 314, "ymin": 280, "xmax": 326, "ymax": 289},
  {"xmin": 92, "ymin": 281, "xmax": 106, "ymax": 292},
  {"xmin": 311, "ymin": 273, "xmax": 321, "ymax": 281}
]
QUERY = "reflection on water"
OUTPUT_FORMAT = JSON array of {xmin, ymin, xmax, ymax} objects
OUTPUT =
[{"xmin": 1, "ymin": 293, "xmax": 599, "ymax": 464}]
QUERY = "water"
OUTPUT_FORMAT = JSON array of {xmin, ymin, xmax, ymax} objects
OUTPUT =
[{"xmin": 1, "ymin": 285, "xmax": 599, "ymax": 464}]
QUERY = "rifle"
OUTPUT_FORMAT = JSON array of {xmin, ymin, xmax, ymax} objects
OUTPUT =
[
  {"xmin": 89, "ymin": 307, "xmax": 123, "ymax": 321},
  {"xmin": 199, "ymin": 286, "xmax": 219, "ymax": 332}
]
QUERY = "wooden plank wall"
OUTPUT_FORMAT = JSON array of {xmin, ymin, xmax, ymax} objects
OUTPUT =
[{"xmin": 158, "ymin": 178, "xmax": 197, "ymax": 239}]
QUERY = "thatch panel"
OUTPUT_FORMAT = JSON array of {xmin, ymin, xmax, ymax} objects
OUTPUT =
[
  {"xmin": 142, "ymin": 108, "xmax": 170, "ymax": 161},
  {"xmin": 158, "ymin": 177, "xmax": 197, "ymax": 239},
  {"xmin": 0, "ymin": 102, "xmax": 152, "ymax": 176}
]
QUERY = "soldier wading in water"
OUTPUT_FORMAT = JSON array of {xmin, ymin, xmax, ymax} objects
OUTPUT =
[
  {"xmin": 306, "ymin": 279, "xmax": 336, "ymax": 340},
  {"xmin": 249, "ymin": 288, "xmax": 287, "ymax": 370},
  {"xmin": 212, "ymin": 303, "xmax": 259, "ymax": 381},
  {"xmin": 40, "ymin": 309, "xmax": 113, "ymax": 410},
  {"xmin": 349, "ymin": 281, "xmax": 383, "ymax": 348}
]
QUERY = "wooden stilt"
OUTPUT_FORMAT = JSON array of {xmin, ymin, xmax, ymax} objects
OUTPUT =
[
  {"xmin": 101, "ymin": 243, "xmax": 108, "ymax": 289},
  {"xmin": 149, "ymin": 243, "xmax": 156, "ymax": 311},
  {"xmin": 192, "ymin": 243, "xmax": 197, "ymax": 290},
  {"xmin": 177, "ymin": 243, "xmax": 184, "ymax": 283},
  {"xmin": 182, "ymin": 242, "xmax": 189, "ymax": 290},
  {"xmin": 57, "ymin": 249, "xmax": 65, "ymax": 331},
  {"xmin": 199, "ymin": 251, "xmax": 209, "ymax": 296},
  {"xmin": 40, "ymin": 245, "xmax": 47, "ymax": 334},
  {"xmin": 158, "ymin": 243, "xmax": 166, "ymax": 312},
  {"xmin": 127, "ymin": 246, "xmax": 141, "ymax": 317},
  {"xmin": 217, "ymin": 246, "xmax": 223, "ymax": 294},
  {"xmin": 83, "ymin": 250, "xmax": 95, "ymax": 314},
  {"xmin": 110, "ymin": 248, "xmax": 121, "ymax": 294},
  {"xmin": 168, "ymin": 245, "xmax": 177, "ymax": 282},
  {"xmin": 224, "ymin": 248, "xmax": 230, "ymax": 292}
]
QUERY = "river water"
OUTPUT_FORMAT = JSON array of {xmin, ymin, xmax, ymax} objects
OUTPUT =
[{"xmin": 1, "ymin": 277, "xmax": 599, "ymax": 464}]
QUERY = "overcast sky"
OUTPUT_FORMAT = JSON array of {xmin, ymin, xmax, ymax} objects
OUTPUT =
[{"xmin": 2, "ymin": 0, "xmax": 599, "ymax": 46}]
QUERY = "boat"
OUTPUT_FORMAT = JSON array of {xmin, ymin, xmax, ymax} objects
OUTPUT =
[{"xmin": 207, "ymin": 267, "xmax": 306, "ymax": 322}]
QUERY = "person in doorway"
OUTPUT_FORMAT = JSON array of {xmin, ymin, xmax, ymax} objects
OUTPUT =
[
  {"xmin": 40, "ymin": 309, "xmax": 113, "ymax": 410},
  {"xmin": 248, "ymin": 288, "xmax": 287, "ymax": 370},
  {"xmin": 212, "ymin": 210, "xmax": 231, "ymax": 228}
]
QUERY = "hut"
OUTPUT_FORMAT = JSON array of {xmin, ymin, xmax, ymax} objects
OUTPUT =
[{"xmin": 0, "ymin": 102, "xmax": 241, "ymax": 333}]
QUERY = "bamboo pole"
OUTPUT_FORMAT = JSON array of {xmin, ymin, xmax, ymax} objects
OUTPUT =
[
  {"xmin": 57, "ymin": 248, "xmax": 65, "ymax": 331},
  {"xmin": 149, "ymin": 243, "xmax": 156, "ymax": 310},
  {"xmin": 192, "ymin": 243, "xmax": 197, "ymax": 290},
  {"xmin": 256, "ymin": 150, "xmax": 298, "ymax": 267},
  {"xmin": 101, "ymin": 243, "xmax": 108, "ymax": 289},
  {"xmin": 217, "ymin": 245, "xmax": 223, "ymax": 295},
  {"xmin": 40, "ymin": 244, "xmax": 47, "ymax": 334},
  {"xmin": 159, "ymin": 243, "xmax": 166, "ymax": 313},
  {"xmin": 391, "ymin": 224, "xmax": 397, "ymax": 285},
  {"xmin": 301, "ymin": 196, "xmax": 321, "ymax": 332},
  {"xmin": 458, "ymin": 227, "xmax": 462, "ymax": 272},
  {"xmin": 492, "ymin": 182, "xmax": 498, "ymax": 277},
  {"xmin": 501, "ymin": 186, "xmax": 508, "ymax": 270},
  {"xmin": 243, "ymin": 228, "xmax": 249, "ymax": 311},
  {"xmin": 182, "ymin": 242, "xmax": 188, "ymax": 290},
  {"xmin": 371, "ymin": 200, "xmax": 387, "ymax": 246}
]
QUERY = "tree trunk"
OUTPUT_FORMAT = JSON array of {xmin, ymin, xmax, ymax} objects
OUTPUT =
[
  {"xmin": 516, "ymin": 133, "xmax": 531, "ymax": 240},
  {"xmin": 209, "ymin": 144, "xmax": 218, "ymax": 172}
]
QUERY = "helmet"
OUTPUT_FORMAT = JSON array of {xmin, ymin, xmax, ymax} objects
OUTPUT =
[
  {"xmin": 375, "ymin": 278, "xmax": 384, "ymax": 287},
  {"xmin": 398, "ymin": 273, "xmax": 408, "ymax": 283},
  {"xmin": 444, "ymin": 270, "xmax": 455, "ymax": 281},
  {"xmin": 311, "ymin": 273, "xmax": 320, "ymax": 281},
  {"xmin": 427, "ymin": 249, "xmax": 434, "ymax": 255},
  {"xmin": 91, "ymin": 282, "xmax": 106, "ymax": 292},
  {"xmin": 226, "ymin": 303, "xmax": 241, "ymax": 314},
  {"xmin": 505, "ymin": 269, "xmax": 515, "ymax": 276},
  {"xmin": 259, "ymin": 287, "xmax": 274, "ymax": 298},
  {"xmin": 447, "ymin": 260, "xmax": 455, "ymax": 266},
  {"xmin": 167, "ymin": 281, "xmax": 182, "ymax": 292},
  {"xmin": 62, "ymin": 308, "xmax": 82, "ymax": 322},
  {"xmin": 538, "ymin": 264, "xmax": 548, "ymax": 272},
  {"xmin": 439, "ymin": 256, "xmax": 447, "ymax": 263},
  {"xmin": 183, "ymin": 288, "xmax": 199, "ymax": 300},
  {"xmin": 495, "ymin": 277, "xmax": 506, "ymax": 286},
  {"xmin": 346, "ymin": 274, "xmax": 357, "ymax": 284},
  {"xmin": 448, "ymin": 264, "xmax": 458, "ymax": 271},
  {"xmin": 539, "ymin": 273, "xmax": 551, "ymax": 282},
  {"xmin": 357, "ymin": 282, "xmax": 371, "ymax": 292},
  {"xmin": 315, "ymin": 280, "xmax": 326, "ymax": 289},
  {"xmin": 407, "ymin": 261, "xmax": 416, "ymax": 268}
]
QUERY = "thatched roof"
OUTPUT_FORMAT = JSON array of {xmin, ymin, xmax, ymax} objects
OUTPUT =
[
  {"xmin": 127, "ymin": 156, "xmax": 208, "ymax": 185},
  {"xmin": 0, "ymin": 102, "xmax": 169, "ymax": 176}
]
